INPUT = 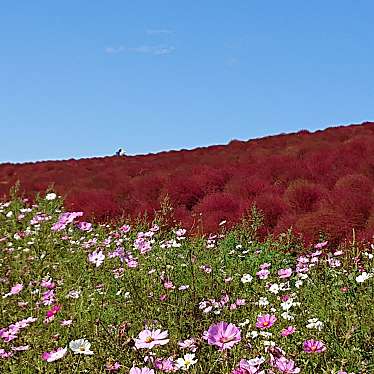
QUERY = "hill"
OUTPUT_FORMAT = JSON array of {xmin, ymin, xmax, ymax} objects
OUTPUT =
[{"xmin": 1, "ymin": 121, "xmax": 374, "ymax": 243}]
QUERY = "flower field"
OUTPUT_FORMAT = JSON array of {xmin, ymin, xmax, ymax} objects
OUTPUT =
[{"xmin": 1, "ymin": 192, "xmax": 373, "ymax": 373}]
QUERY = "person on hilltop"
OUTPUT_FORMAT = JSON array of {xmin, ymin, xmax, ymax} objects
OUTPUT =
[{"xmin": 115, "ymin": 148, "xmax": 126, "ymax": 157}]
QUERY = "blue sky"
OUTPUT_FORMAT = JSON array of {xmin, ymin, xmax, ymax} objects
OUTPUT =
[{"xmin": 1, "ymin": 1, "xmax": 374, "ymax": 163}]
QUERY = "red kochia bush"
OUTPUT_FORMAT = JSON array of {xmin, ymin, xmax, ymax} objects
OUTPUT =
[
  {"xmin": 294, "ymin": 209, "xmax": 353, "ymax": 245},
  {"xmin": 2, "ymin": 122, "xmax": 374, "ymax": 243},
  {"xmin": 164, "ymin": 176, "xmax": 205, "ymax": 210},
  {"xmin": 193, "ymin": 192, "xmax": 243, "ymax": 232},
  {"xmin": 284, "ymin": 180, "xmax": 327, "ymax": 214},
  {"xmin": 332, "ymin": 174, "xmax": 373, "ymax": 228},
  {"xmin": 253, "ymin": 193, "xmax": 288, "ymax": 231},
  {"xmin": 65, "ymin": 190, "xmax": 122, "ymax": 221}
]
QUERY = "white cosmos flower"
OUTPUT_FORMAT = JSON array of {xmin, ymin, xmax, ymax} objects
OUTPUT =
[
  {"xmin": 258, "ymin": 297, "xmax": 269, "ymax": 307},
  {"xmin": 306, "ymin": 318, "xmax": 324, "ymax": 331},
  {"xmin": 241, "ymin": 274, "xmax": 253, "ymax": 283},
  {"xmin": 45, "ymin": 193, "xmax": 57, "ymax": 201},
  {"xmin": 176, "ymin": 353, "xmax": 197, "ymax": 370},
  {"xmin": 356, "ymin": 272, "xmax": 372, "ymax": 283},
  {"xmin": 281, "ymin": 311, "xmax": 294, "ymax": 321},
  {"xmin": 269, "ymin": 283, "xmax": 280, "ymax": 294},
  {"xmin": 69, "ymin": 339, "xmax": 94, "ymax": 355}
]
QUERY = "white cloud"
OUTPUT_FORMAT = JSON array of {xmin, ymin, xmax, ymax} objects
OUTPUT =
[
  {"xmin": 105, "ymin": 46, "xmax": 125, "ymax": 54},
  {"xmin": 105, "ymin": 44, "xmax": 175, "ymax": 56},
  {"xmin": 146, "ymin": 29, "xmax": 173, "ymax": 35}
]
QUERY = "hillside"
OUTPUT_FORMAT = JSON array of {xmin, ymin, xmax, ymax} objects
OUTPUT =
[{"xmin": 1, "ymin": 122, "xmax": 374, "ymax": 243}]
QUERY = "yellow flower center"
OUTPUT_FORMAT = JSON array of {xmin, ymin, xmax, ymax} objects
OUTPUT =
[{"xmin": 145, "ymin": 336, "xmax": 154, "ymax": 343}]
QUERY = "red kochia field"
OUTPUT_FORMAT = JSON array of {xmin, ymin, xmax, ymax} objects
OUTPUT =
[{"xmin": 1, "ymin": 122, "xmax": 374, "ymax": 243}]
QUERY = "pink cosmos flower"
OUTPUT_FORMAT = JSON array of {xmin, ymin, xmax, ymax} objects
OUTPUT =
[
  {"xmin": 256, "ymin": 269, "xmax": 270, "ymax": 279},
  {"xmin": 60, "ymin": 319, "xmax": 73, "ymax": 327},
  {"xmin": 41, "ymin": 347, "xmax": 67, "ymax": 362},
  {"xmin": 281, "ymin": 326, "xmax": 296, "ymax": 337},
  {"xmin": 303, "ymin": 339, "xmax": 326, "ymax": 353},
  {"xmin": 274, "ymin": 357, "xmax": 300, "ymax": 373},
  {"xmin": 135, "ymin": 329, "xmax": 170, "ymax": 349},
  {"xmin": 314, "ymin": 241, "xmax": 328, "ymax": 249},
  {"xmin": 11, "ymin": 345, "xmax": 29, "ymax": 351},
  {"xmin": 130, "ymin": 367, "xmax": 155, "ymax": 374},
  {"xmin": 178, "ymin": 338, "xmax": 197, "ymax": 352},
  {"xmin": 232, "ymin": 357, "xmax": 265, "ymax": 374},
  {"xmin": 88, "ymin": 250, "xmax": 105, "ymax": 267},
  {"xmin": 11, "ymin": 283, "xmax": 23, "ymax": 294},
  {"xmin": 278, "ymin": 268, "xmax": 292, "ymax": 279},
  {"xmin": 163, "ymin": 281, "xmax": 175, "ymax": 289},
  {"xmin": 260, "ymin": 262, "xmax": 271, "ymax": 270},
  {"xmin": 176, "ymin": 228, "xmax": 187, "ymax": 237},
  {"xmin": 105, "ymin": 361, "xmax": 121, "ymax": 372},
  {"xmin": 256, "ymin": 314, "xmax": 277, "ymax": 329},
  {"xmin": 205, "ymin": 322, "xmax": 241, "ymax": 350},
  {"xmin": 200, "ymin": 265, "xmax": 212, "ymax": 274},
  {"xmin": 52, "ymin": 212, "xmax": 84, "ymax": 231},
  {"xmin": 0, "ymin": 349, "xmax": 13, "ymax": 358},
  {"xmin": 153, "ymin": 357, "xmax": 176, "ymax": 372},
  {"xmin": 41, "ymin": 278, "xmax": 55, "ymax": 289},
  {"xmin": 77, "ymin": 222, "xmax": 92, "ymax": 231},
  {"xmin": 3, "ymin": 283, "xmax": 23, "ymax": 298},
  {"xmin": 119, "ymin": 224, "xmax": 131, "ymax": 233}
]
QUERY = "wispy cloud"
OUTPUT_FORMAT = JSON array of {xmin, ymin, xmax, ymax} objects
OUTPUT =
[
  {"xmin": 146, "ymin": 29, "xmax": 173, "ymax": 35},
  {"xmin": 129, "ymin": 45, "xmax": 175, "ymax": 55},
  {"xmin": 105, "ymin": 46, "xmax": 125, "ymax": 54},
  {"xmin": 105, "ymin": 45, "xmax": 175, "ymax": 56},
  {"xmin": 226, "ymin": 57, "xmax": 239, "ymax": 67}
]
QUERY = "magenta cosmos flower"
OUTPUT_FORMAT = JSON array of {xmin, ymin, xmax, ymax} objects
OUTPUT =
[
  {"xmin": 205, "ymin": 322, "xmax": 241, "ymax": 350},
  {"xmin": 134, "ymin": 329, "xmax": 169, "ymax": 349},
  {"xmin": 256, "ymin": 314, "xmax": 277, "ymax": 329},
  {"xmin": 303, "ymin": 339, "xmax": 326, "ymax": 353}
]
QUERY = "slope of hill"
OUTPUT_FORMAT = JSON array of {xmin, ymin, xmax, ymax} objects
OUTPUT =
[{"xmin": 1, "ymin": 122, "xmax": 374, "ymax": 243}]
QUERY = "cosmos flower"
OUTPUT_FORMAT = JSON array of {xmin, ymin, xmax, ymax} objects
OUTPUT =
[
  {"xmin": 2, "ymin": 283, "xmax": 23, "ymax": 298},
  {"xmin": 303, "ymin": 339, "xmax": 326, "ymax": 353},
  {"xmin": 42, "ymin": 347, "xmax": 67, "ymax": 362},
  {"xmin": 280, "ymin": 326, "xmax": 296, "ymax": 337},
  {"xmin": 129, "ymin": 368, "xmax": 155, "ymax": 374},
  {"xmin": 205, "ymin": 322, "xmax": 241, "ymax": 350},
  {"xmin": 45, "ymin": 193, "xmax": 57, "ymax": 201},
  {"xmin": 176, "ymin": 353, "xmax": 198, "ymax": 370},
  {"xmin": 69, "ymin": 339, "xmax": 94, "ymax": 355},
  {"xmin": 274, "ymin": 357, "xmax": 300, "ymax": 373},
  {"xmin": 278, "ymin": 268, "xmax": 292, "ymax": 278},
  {"xmin": 105, "ymin": 361, "xmax": 121, "ymax": 372},
  {"xmin": 88, "ymin": 250, "xmax": 105, "ymax": 267},
  {"xmin": 134, "ymin": 329, "xmax": 170, "ymax": 349},
  {"xmin": 256, "ymin": 314, "xmax": 277, "ymax": 329},
  {"xmin": 77, "ymin": 221, "xmax": 92, "ymax": 231}
]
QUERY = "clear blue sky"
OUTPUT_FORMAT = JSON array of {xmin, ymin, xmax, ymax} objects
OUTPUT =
[{"xmin": 1, "ymin": 1, "xmax": 374, "ymax": 163}]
